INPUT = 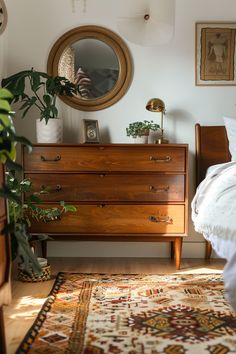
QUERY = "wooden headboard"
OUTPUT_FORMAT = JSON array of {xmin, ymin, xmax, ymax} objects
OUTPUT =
[{"xmin": 195, "ymin": 123, "xmax": 231, "ymax": 185}]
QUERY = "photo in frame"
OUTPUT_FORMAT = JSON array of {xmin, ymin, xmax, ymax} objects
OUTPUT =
[
  {"xmin": 82, "ymin": 119, "xmax": 100, "ymax": 143},
  {"xmin": 195, "ymin": 22, "xmax": 236, "ymax": 86}
]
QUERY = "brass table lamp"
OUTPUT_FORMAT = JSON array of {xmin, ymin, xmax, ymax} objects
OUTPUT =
[{"xmin": 146, "ymin": 98, "xmax": 168, "ymax": 144}]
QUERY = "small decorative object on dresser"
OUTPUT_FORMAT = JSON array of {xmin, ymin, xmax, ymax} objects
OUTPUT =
[
  {"xmin": 1, "ymin": 68, "xmax": 80, "ymax": 143},
  {"xmin": 22, "ymin": 143, "xmax": 188, "ymax": 270},
  {"xmin": 82, "ymin": 119, "xmax": 100, "ymax": 143},
  {"xmin": 126, "ymin": 120, "xmax": 160, "ymax": 143}
]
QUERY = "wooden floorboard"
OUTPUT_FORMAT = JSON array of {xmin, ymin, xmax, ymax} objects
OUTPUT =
[{"xmin": 3, "ymin": 257, "xmax": 225, "ymax": 354}]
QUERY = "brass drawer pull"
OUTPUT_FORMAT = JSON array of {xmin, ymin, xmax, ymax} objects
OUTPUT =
[
  {"xmin": 41, "ymin": 155, "xmax": 61, "ymax": 162},
  {"xmin": 148, "ymin": 215, "xmax": 173, "ymax": 224},
  {"xmin": 149, "ymin": 155, "xmax": 171, "ymax": 163},
  {"xmin": 56, "ymin": 184, "xmax": 62, "ymax": 192},
  {"xmin": 40, "ymin": 184, "xmax": 62, "ymax": 192},
  {"xmin": 98, "ymin": 204, "xmax": 106, "ymax": 208},
  {"xmin": 149, "ymin": 185, "xmax": 169, "ymax": 193}
]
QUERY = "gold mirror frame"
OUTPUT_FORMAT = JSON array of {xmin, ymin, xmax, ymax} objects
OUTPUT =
[
  {"xmin": 47, "ymin": 25, "xmax": 133, "ymax": 111},
  {"xmin": 0, "ymin": 0, "xmax": 8, "ymax": 35}
]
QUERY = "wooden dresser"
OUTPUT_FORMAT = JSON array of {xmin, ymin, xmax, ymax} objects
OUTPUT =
[
  {"xmin": 0, "ymin": 163, "xmax": 11, "ymax": 354},
  {"xmin": 23, "ymin": 144, "xmax": 188, "ymax": 269}
]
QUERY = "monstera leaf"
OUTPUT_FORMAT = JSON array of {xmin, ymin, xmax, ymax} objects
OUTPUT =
[{"xmin": 0, "ymin": 87, "xmax": 31, "ymax": 168}]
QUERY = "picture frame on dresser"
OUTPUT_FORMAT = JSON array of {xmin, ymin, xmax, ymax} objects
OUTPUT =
[
  {"xmin": 195, "ymin": 22, "xmax": 236, "ymax": 86},
  {"xmin": 82, "ymin": 119, "xmax": 100, "ymax": 143}
]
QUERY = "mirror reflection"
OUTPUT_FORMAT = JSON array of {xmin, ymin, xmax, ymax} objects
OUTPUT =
[{"xmin": 59, "ymin": 39, "xmax": 119, "ymax": 100}]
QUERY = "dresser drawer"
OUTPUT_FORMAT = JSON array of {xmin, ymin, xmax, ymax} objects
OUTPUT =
[
  {"xmin": 23, "ymin": 145, "xmax": 186, "ymax": 172},
  {"xmin": 26, "ymin": 173, "xmax": 185, "ymax": 202},
  {"xmin": 29, "ymin": 204, "xmax": 185, "ymax": 235}
]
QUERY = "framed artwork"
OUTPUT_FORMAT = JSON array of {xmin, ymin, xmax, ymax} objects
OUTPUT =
[
  {"xmin": 195, "ymin": 22, "xmax": 236, "ymax": 86},
  {"xmin": 0, "ymin": 0, "xmax": 7, "ymax": 35},
  {"xmin": 82, "ymin": 119, "xmax": 100, "ymax": 143}
]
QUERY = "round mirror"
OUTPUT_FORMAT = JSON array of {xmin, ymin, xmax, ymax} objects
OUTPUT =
[{"xmin": 47, "ymin": 25, "xmax": 133, "ymax": 111}]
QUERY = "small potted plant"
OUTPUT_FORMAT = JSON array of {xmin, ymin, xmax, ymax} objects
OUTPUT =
[
  {"xmin": 1, "ymin": 68, "xmax": 80, "ymax": 143},
  {"xmin": 126, "ymin": 120, "xmax": 160, "ymax": 143}
]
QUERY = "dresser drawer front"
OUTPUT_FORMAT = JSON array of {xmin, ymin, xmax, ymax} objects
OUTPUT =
[
  {"xmin": 29, "ymin": 204, "xmax": 185, "ymax": 234},
  {"xmin": 26, "ymin": 173, "xmax": 185, "ymax": 202},
  {"xmin": 23, "ymin": 145, "xmax": 186, "ymax": 172}
]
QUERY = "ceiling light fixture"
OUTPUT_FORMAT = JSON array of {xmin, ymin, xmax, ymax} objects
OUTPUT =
[{"xmin": 117, "ymin": 0, "xmax": 175, "ymax": 46}]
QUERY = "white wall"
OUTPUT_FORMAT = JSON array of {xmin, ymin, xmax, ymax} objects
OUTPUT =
[
  {"xmin": 0, "ymin": 10, "xmax": 8, "ymax": 84},
  {"xmin": 3, "ymin": 0, "xmax": 236, "ymax": 258}
]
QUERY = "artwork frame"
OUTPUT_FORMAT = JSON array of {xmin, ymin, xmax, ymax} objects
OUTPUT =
[
  {"xmin": 82, "ymin": 119, "xmax": 100, "ymax": 144},
  {"xmin": 195, "ymin": 22, "xmax": 236, "ymax": 86}
]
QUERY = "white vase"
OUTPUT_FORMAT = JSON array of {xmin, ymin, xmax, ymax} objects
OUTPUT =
[
  {"xmin": 133, "ymin": 135, "xmax": 149, "ymax": 144},
  {"xmin": 36, "ymin": 118, "xmax": 63, "ymax": 143}
]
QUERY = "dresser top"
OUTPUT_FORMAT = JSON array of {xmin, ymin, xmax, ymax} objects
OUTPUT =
[{"xmin": 30, "ymin": 143, "xmax": 188, "ymax": 148}]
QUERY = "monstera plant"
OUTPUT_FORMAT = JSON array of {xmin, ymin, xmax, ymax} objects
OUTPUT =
[
  {"xmin": 1, "ymin": 68, "xmax": 79, "ymax": 124},
  {"xmin": 1, "ymin": 68, "xmax": 81, "ymax": 143},
  {"xmin": 0, "ymin": 87, "xmax": 76, "ymax": 274}
]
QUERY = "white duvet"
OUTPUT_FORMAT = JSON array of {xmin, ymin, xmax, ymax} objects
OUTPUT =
[{"xmin": 191, "ymin": 161, "xmax": 236, "ymax": 312}]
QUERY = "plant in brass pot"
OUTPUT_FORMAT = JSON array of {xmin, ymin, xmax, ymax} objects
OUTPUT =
[
  {"xmin": 126, "ymin": 120, "xmax": 160, "ymax": 143},
  {"xmin": 1, "ymin": 68, "xmax": 80, "ymax": 143}
]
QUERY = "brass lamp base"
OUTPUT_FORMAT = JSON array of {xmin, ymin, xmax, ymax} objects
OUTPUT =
[{"xmin": 155, "ymin": 137, "xmax": 169, "ymax": 144}]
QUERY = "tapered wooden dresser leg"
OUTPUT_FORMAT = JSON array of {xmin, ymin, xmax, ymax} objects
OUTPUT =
[
  {"xmin": 174, "ymin": 237, "xmax": 183, "ymax": 270},
  {"xmin": 41, "ymin": 240, "xmax": 47, "ymax": 258},
  {"xmin": 205, "ymin": 241, "xmax": 212, "ymax": 259},
  {"xmin": 170, "ymin": 241, "xmax": 174, "ymax": 259}
]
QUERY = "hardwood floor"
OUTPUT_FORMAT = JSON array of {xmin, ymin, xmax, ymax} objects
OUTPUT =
[{"xmin": 3, "ymin": 257, "xmax": 225, "ymax": 354}]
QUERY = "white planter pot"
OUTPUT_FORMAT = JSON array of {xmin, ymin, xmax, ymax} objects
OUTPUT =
[
  {"xmin": 133, "ymin": 135, "xmax": 149, "ymax": 144},
  {"xmin": 36, "ymin": 118, "xmax": 63, "ymax": 143}
]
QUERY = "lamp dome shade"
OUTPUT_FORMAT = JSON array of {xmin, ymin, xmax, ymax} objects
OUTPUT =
[{"xmin": 146, "ymin": 98, "xmax": 165, "ymax": 112}]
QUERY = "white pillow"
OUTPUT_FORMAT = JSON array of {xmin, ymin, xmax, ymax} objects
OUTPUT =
[{"xmin": 223, "ymin": 116, "xmax": 236, "ymax": 161}]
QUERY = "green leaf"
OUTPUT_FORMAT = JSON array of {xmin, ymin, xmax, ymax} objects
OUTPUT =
[
  {"xmin": 0, "ymin": 99, "xmax": 11, "ymax": 112},
  {"xmin": 0, "ymin": 184, "xmax": 22, "ymax": 204},
  {"xmin": 31, "ymin": 71, "xmax": 41, "ymax": 92},
  {"xmin": 5, "ymin": 157, "xmax": 22, "ymax": 171},
  {"xmin": 64, "ymin": 205, "xmax": 77, "ymax": 213},
  {"xmin": 0, "ymin": 88, "xmax": 13, "ymax": 100},
  {"xmin": 27, "ymin": 194, "xmax": 42, "ymax": 204},
  {"xmin": 43, "ymin": 94, "xmax": 51, "ymax": 106},
  {"xmin": 0, "ymin": 114, "xmax": 12, "ymax": 129}
]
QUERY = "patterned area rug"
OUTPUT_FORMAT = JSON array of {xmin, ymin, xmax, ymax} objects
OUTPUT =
[{"xmin": 16, "ymin": 273, "xmax": 236, "ymax": 354}]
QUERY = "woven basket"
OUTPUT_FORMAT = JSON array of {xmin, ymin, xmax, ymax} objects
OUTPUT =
[{"xmin": 17, "ymin": 264, "xmax": 51, "ymax": 282}]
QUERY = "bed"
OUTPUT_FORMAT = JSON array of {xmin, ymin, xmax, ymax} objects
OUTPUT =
[
  {"xmin": 195, "ymin": 124, "xmax": 231, "ymax": 258},
  {"xmin": 193, "ymin": 123, "xmax": 236, "ymax": 312}
]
